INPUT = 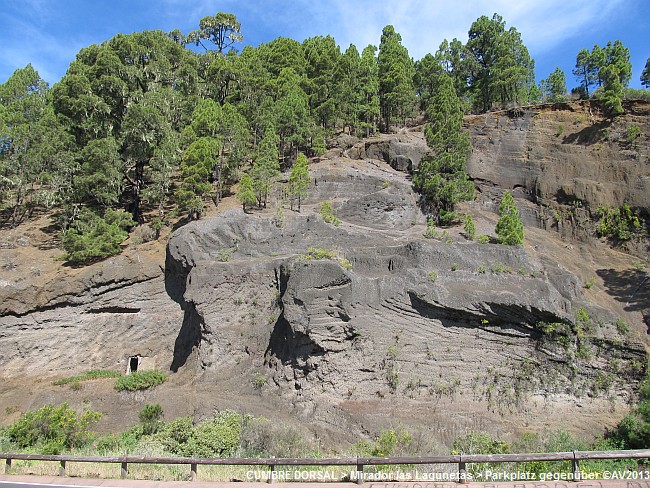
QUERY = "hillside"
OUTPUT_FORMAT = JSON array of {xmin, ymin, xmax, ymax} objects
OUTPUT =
[{"xmin": 1, "ymin": 101, "xmax": 648, "ymax": 448}]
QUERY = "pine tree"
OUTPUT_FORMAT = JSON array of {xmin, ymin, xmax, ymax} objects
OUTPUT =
[
  {"xmin": 237, "ymin": 173, "xmax": 256, "ymax": 213},
  {"xmin": 251, "ymin": 126, "xmax": 280, "ymax": 208},
  {"xmin": 495, "ymin": 191, "xmax": 524, "ymax": 246},
  {"xmin": 642, "ymin": 58, "xmax": 650, "ymax": 88},
  {"xmin": 413, "ymin": 72, "xmax": 474, "ymax": 222},
  {"xmin": 288, "ymin": 153, "xmax": 310, "ymax": 211},
  {"xmin": 464, "ymin": 214, "xmax": 476, "ymax": 240},
  {"xmin": 540, "ymin": 68, "xmax": 567, "ymax": 102},
  {"xmin": 378, "ymin": 26, "xmax": 415, "ymax": 131}
]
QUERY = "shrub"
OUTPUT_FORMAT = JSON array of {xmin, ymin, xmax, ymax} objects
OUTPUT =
[
  {"xmin": 439, "ymin": 209, "xmax": 462, "ymax": 226},
  {"xmin": 114, "ymin": 370, "xmax": 168, "ymax": 392},
  {"xmin": 241, "ymin": 419, "xmax": 314, "ymax": 457},
  {"xmin": 7, "ymin": 403, "xmax": 101, "ymax": 453},
  {"xmin": 427, "ymin": 270, "xmax": 438, "ymax": 282},
  {"xmin": 615, "ymin": 318, "xmax": 629, "ymax": 335},
  {"xmin": 182, "ymin": 410, "xmax": 250, "ymax": 458},
  {"xmin": 452, "ymin": 431, "xmax": 509, "ymax": 475},
  {"xmin": 62, "ymin": 208, "xmax": 136, "ymax": 263},
  {"xmin": 139, "ymin": 404, "xmax": 164, "ymax": 435},
  {"xmin": 626, "ymin": 124, "xmax": 642, "ymax": 146},
  {"xmin": 320, "ymin": 200, "xmax": 340, "ymax": 226},
  {"xmin": 216, "ymin": 247, "xmax": 234, "ymax": 262},
  {"xmin": 303, "ymin": 247, "xmax": 337, "ymax": 260},
  {"xmin": 594, "ymin": 204, "xmax": 643, "ymax": 242},
  {"xmin": 53, "ymin": 369, "xmax": 122, "ymax": 385},
  {"xmin": 477, "ymin": 234, "xmax": 490, "ymax": 244},
  {"xmin": 424, "ymin": 218, "xmax": 439, "ymax": 238}
]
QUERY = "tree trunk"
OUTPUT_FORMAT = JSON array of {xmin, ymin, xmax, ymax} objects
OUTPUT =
[
  {"xmin": 131, "ymin": 160, "xmax": 145, "ymax": 224},
  {"xmin": 212, "ymin": 162, "xmax": 222, "ymax": 207}
]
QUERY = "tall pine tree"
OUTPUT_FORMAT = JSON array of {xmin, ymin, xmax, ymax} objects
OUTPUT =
[{"xmin": 413, "ymin": 72, "xmax": 474, "ymax": 222}]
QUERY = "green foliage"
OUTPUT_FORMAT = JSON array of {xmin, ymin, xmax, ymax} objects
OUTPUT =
[
  {"xmin": 378, "ymin": 25, "xmax": 415, "ymax": 129},
  {"xmin": 252, "ymin": 375, "xmax": 267, "ymax": 390},
  {"xmin": 114, "ymin": 370, "xmax": 168, "ymax": 392},
  {"xmin": 288, "ymin": 153, "xmax": 309, "ymax": 210},
  {"xmin": 181, "ymin": 410, "xmax": 248, "ymax": 458},
  {"xmin": 626, "ymin": 124, "xmax": 642, "ymax": 146},
  {"xmin": 139, "ymin": 404, "xmax": 164, "ymax": 435},
  {"xmin": 187, "ymin": 12, "xmax": 243, "ymax": 54},
  {"xmin": 453, "ymin": 431, "xmax": 509, "ymax": 475},
  {"xmin": 540, "ymin": 67, "xmax": 567, "ymax": 102},
  {"xmin": 311, "ymin": 134, "xmax": 326, "ymax": 156},
  {"xmin": 495, "ymin": 191, "xmax": 524, "ymax": 246},
  {"xmin": 466, "ymin": 14, "xmax": 535, "ymax": 112},
  {"xmin": 62, "ymin": 209, "xmax": 136, "ymax": 263},
  {"xmin": 320, "ymin": 200, "xmax": 340, "ymax": 225},
  {"xmin": 237, "ymin": 173, "xmax": 256, "ymax": 212},
  {"xmin": 413, "ymin": 71, "xmax": 474, "ymax": 220},
  {"xmin": 303, "ymin": 247, "xmax": 337, "ymax": 260},
  {"xmin": 477, "ymin": 234, "xmax": 490, "ymax": 244},
  {"xmin": 53, "ymin": 370, "xmax": 122, "ymax": 385},
  {"xmin": 175, "ymin": 137, "xmax": 220, "ymax": 219},
  {"xmin": 615, "ymin": 370, "xmax": 650, "ymax": 449},
  {"xmin": 7, "ymin": 402, "xmax": 101, "ymax": 453},
  {"xmin": 216, "ymin": 247, "xmax": 234, "ymax": 262},
  {"xmin": 584, "ymin": 278, "xmax": 595, "ymax": 289},
  {"xmin": 251, "ymin": 126, "xmax": 280, "ymax": 208},
  {"xmin": 642, "ymin": 57, "xmax": 650, "ymax": 88},
  {"xmin": 464, "ymin": 214, "xmax": 476, "ymax": 240},
  {"xmin": 595, "ymin": 204, "xmax": 643, "ymax": 241},
  {"xmin": 427, "ymin": 270, "xmax": 438, "ymax": 282},
  {"xmin": 373, "ymin": 429, "xmax": 413, "ymax": 457},
  {"xmin": 615, "ymin": 318, "xmax": 629, "ymax": 335}
]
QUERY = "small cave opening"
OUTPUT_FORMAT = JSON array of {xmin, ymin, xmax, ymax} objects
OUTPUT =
[{"xmin": 128, "ymin": 355, "xmax": 141, "ymax": 374}]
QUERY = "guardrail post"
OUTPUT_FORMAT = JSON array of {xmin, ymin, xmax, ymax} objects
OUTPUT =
[
  {"xmin": 356, "ymin": 463, "xmax": 364, "ymax": 485},
  {"xmin": 191, "ymin": 462, "xmax": 197, "ymax": 482},
  {"xmin": 5, "ymin": 458, "xmax": 11, "ymax": 474},
  {"xmin": 121, "ymin": 462, "xmax": 128, "ymax": 479},
  {"xmin": 59, "ymin": 460, "xmax": 66, "ymax": 477},
  {"xmin": 267, "ymin": 457, "xmax": 275, "ymax": 484},
  {"xmin": 572, "ymin": 451, "xmax": 580, "ymax": 481},
  {"xmin": 458, "ymin": 459, "xmax": 468, "ymax": 485}
]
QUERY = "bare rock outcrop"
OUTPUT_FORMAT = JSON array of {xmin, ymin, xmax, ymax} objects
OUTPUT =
[{"xmin": 165, "ymin": 177, "xmax": 645, "ymax": 437}]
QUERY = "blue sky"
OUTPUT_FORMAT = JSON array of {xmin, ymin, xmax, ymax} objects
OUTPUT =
[{"xmin": 1, "ymin": 0, "xmax": 648, "ymax": 89}]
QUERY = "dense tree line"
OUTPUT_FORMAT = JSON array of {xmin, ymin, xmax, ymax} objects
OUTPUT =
[{"xmin": 0, "ymin": 12, "xmax": 646, "ymax": 262}]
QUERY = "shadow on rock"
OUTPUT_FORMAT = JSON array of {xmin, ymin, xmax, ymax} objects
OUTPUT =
[{"xmin": 597, "ymin": 268, "xmax": 649, "ymax": 316}]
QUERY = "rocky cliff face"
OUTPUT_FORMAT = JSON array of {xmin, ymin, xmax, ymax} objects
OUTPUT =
[
  {"xmin": 465, "ymin": 101, "xmax": 649, "ymax": 249},
  {"xmin": 163, "ymin": 156, "xmax": 646, "ymax": 443},
  {"xmin": 1, "ymin": 103, "xmax": 648, "ymax": 444}
]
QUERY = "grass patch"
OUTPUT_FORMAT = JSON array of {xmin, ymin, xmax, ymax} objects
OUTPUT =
[
  {"xmin": 54, "ymin": 370, "xmax": 122, "ymax": 386},
  {"xmin": 114, "ymin": 370, "xmax": 168, "ymax": 392}
]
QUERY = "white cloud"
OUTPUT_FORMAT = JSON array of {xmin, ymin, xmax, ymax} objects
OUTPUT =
[{"xmin": 290, "ymin": 0, "xmax": 627, "ymax": 59}]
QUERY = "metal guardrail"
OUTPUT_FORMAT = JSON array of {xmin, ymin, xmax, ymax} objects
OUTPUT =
[{"xmin": 1, "ymin": 449, "xmax": 650, "ymax": 483}]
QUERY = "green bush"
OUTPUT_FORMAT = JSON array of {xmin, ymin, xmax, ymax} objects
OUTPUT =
[
  {"xmin": 62, "ymin": 208, "xmax": 136, "ymax": 263},
  {"xmin": 7, "ymin": 403, "xmax": 101, "ymax": 453},
  {"xmin": 53, "ymin": 369, "xmax": 122, "ymax": 385},
  {"xmin": 439, "ymin": 209, "xmax": 462, "ymax": 226},
  {"xmin": 114, "ymin": 370, "xmax": 168, "ymax": 392},
  {"xmin": 320, "ymin": 200, "xmax": 340, "ymax": 226},
  {"xmin": 477, "ymin": 234, "xmax": 490, "ymax": 244},
  {"xmin": 139, "ymin": 404, "xmax": 164, "ymax": 435},
  {"xmin": 181, "ymin": 410, "xmax": 250, "ymax": 458},
  {"xmin": 595, "ymin": 204, "xmax": 643, "ymax": 242}
]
